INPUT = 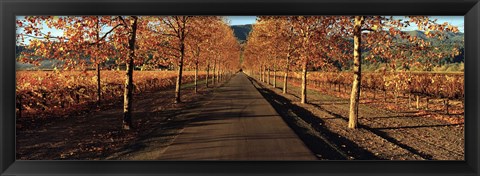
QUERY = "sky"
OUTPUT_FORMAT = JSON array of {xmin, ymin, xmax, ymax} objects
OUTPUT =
[
  {"xmin": 17, "ymin": 16, "xmax": 464, "ymax": 45},
  {"xmin": 225, "ymin": 16, "xmax": 464, "ymax": 32},
  {"xmin": 395, "ymin": 16, "xmax": 464, "ymax": 32},
  {"xmin": 226, "ymin": 16, "xmax": 258, "ymax": 25}
]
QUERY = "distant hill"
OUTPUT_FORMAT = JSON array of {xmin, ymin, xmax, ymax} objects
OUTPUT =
[
  {"xmin": 404, "ymin": 30, "xmax": 464, "ymax": 43},
  {"xmin": 228, "ymin": 26, "xmax": 464, "ymax": 46},
  {"xmin": 405, "ymin": 30, "xmax": 427, "ymax": 39},
  {"xmin": 230, "ymin": 24, "xmax": 252, "ymax": 43}
]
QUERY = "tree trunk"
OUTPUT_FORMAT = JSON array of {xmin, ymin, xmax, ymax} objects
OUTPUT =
[
  {"xmin": 301, "ymin": 62, "xmax": 308, "ymax": 104},
  {"xmin": 96, "ymin": 62, "xmax": 101, "ymax": 106},
  {"xmin": 219, "ymin": 68, "xmax": 222, "ymax": 82},
  {"xmin": 174, "ymin": 40, "xmax": 185, "ymax": 103},
  {"xmin": 259, "ymin": 66, "xmax": 262, "ymax": 81},
  {"xmin": 95, "ymin": 18, "xmax": 101, "ymax": 107},
  {"xmin": 258, "ymin": 67, "xmax": 261, "ymax": 80},
  {"xmin": 257, "ymin": 68, "xmax": 260, "ymax": 80},
  {"xmin": 194, "ymin": 61, "xmax": 198, "ymax": 93},
  {"xmin": 267, "ymin": 68, "xmax": 270, "ymax": 85},
  {"xmin": 216, "ymin": 65, "xmax": 219, "ymax": 84},
  {"xmin": 261, "ymin": 65, "xmax": 265, "ymax": 82},
  {"xmin": 212, "ymin": 59, "xmax": 216, "ymax": 86},
  {"xmin": 348, "ymin": 16, "xmax": 364, "ymax": 129},
  {"xmin": 123, "ymin": 16, "xmax": 138, "ymax": 130},
  {"xmin": 283, "ymin": 58, "xmax": 289, "ymax": 94},
  {"xmin": 273, "ymin": 66, "xmax": 277, "ymax": 88},
  {"xmin": 206, "ymin": 61, "xmax": 209, "ymax": 88}
]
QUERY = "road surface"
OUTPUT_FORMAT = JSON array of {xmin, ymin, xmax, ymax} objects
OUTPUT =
[
  {"xmin": 117, "ymin": 73, "xmax": 317, "ymax": 160},
  {"xmin": 156, "ymin": 73, "xmax": 316, "ymax": 160}
]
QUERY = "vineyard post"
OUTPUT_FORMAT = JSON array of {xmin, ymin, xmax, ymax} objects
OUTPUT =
[
  {"xmin": 416, "ymin": 95, "xmax": 420, "ymax": 109},
  {"xmin": 444, "ymin": 99, "xmax": 449, "ymax": 114},
  {"xmin": 426, "ymin": 98, "xmax": 429, "ymax": 110},
  {"xmin": 408, "ymin": 94, "xmax": 412, "ymax": 108}
]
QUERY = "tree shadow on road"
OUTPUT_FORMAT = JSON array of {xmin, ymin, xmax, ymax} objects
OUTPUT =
[{"xmin": 247, "ymin": 77, "xmax": 381, "ymax": 160}]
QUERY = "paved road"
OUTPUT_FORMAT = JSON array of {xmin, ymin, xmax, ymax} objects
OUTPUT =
[{"xmin": 157, "ymin": 73, "xmax": 316, "ymax": 160}]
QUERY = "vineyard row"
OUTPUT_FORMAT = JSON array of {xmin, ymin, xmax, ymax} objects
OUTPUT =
[
  {"xmin": 16, "ymin": 71, "xmax": 209, "ymax": 118},
  {"xmin": 261, "ymin": 71, "xmax": 464, "ymax": 100}
]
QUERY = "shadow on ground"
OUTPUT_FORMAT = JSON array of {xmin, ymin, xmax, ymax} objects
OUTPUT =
[{"xmin": 247, "ymin": 77, "xmax": 380, "ymax": 160}]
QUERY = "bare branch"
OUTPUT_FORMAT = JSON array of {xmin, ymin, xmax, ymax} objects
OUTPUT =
[{"xmin": 89, "ymin": 23, "xmax": 123, "ymax": 45}]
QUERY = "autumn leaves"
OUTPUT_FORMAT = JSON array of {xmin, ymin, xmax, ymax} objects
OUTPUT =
[
  {"xmin": 17, "ymin": 16, "xmax": 240, "ymax": 130},
  {"xmin": 242, "ymin": 16, "xmax": 459, "ymax": 129}
]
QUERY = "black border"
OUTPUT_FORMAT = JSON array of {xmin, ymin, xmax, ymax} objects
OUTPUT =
[{"xmin": 1, "ymin": 0, "xmax": 479, "ymax": 176}]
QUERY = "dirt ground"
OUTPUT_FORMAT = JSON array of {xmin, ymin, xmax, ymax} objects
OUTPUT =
[
  {"xmin": 16, "ymin": 79, "xmax": 228, "ymax": 160},
  {"xmin": 249, "ymin": 76, "xmax": 464, "ymax": 160}
]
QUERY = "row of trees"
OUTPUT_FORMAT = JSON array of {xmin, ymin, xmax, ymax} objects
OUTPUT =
[
  {"xmin": 242, "ymin": 16, "xmax": 459, "ymax": 129},
  {"xmin": 16, "ymin": 16, "xmax": 241, "ymax": 130}
]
